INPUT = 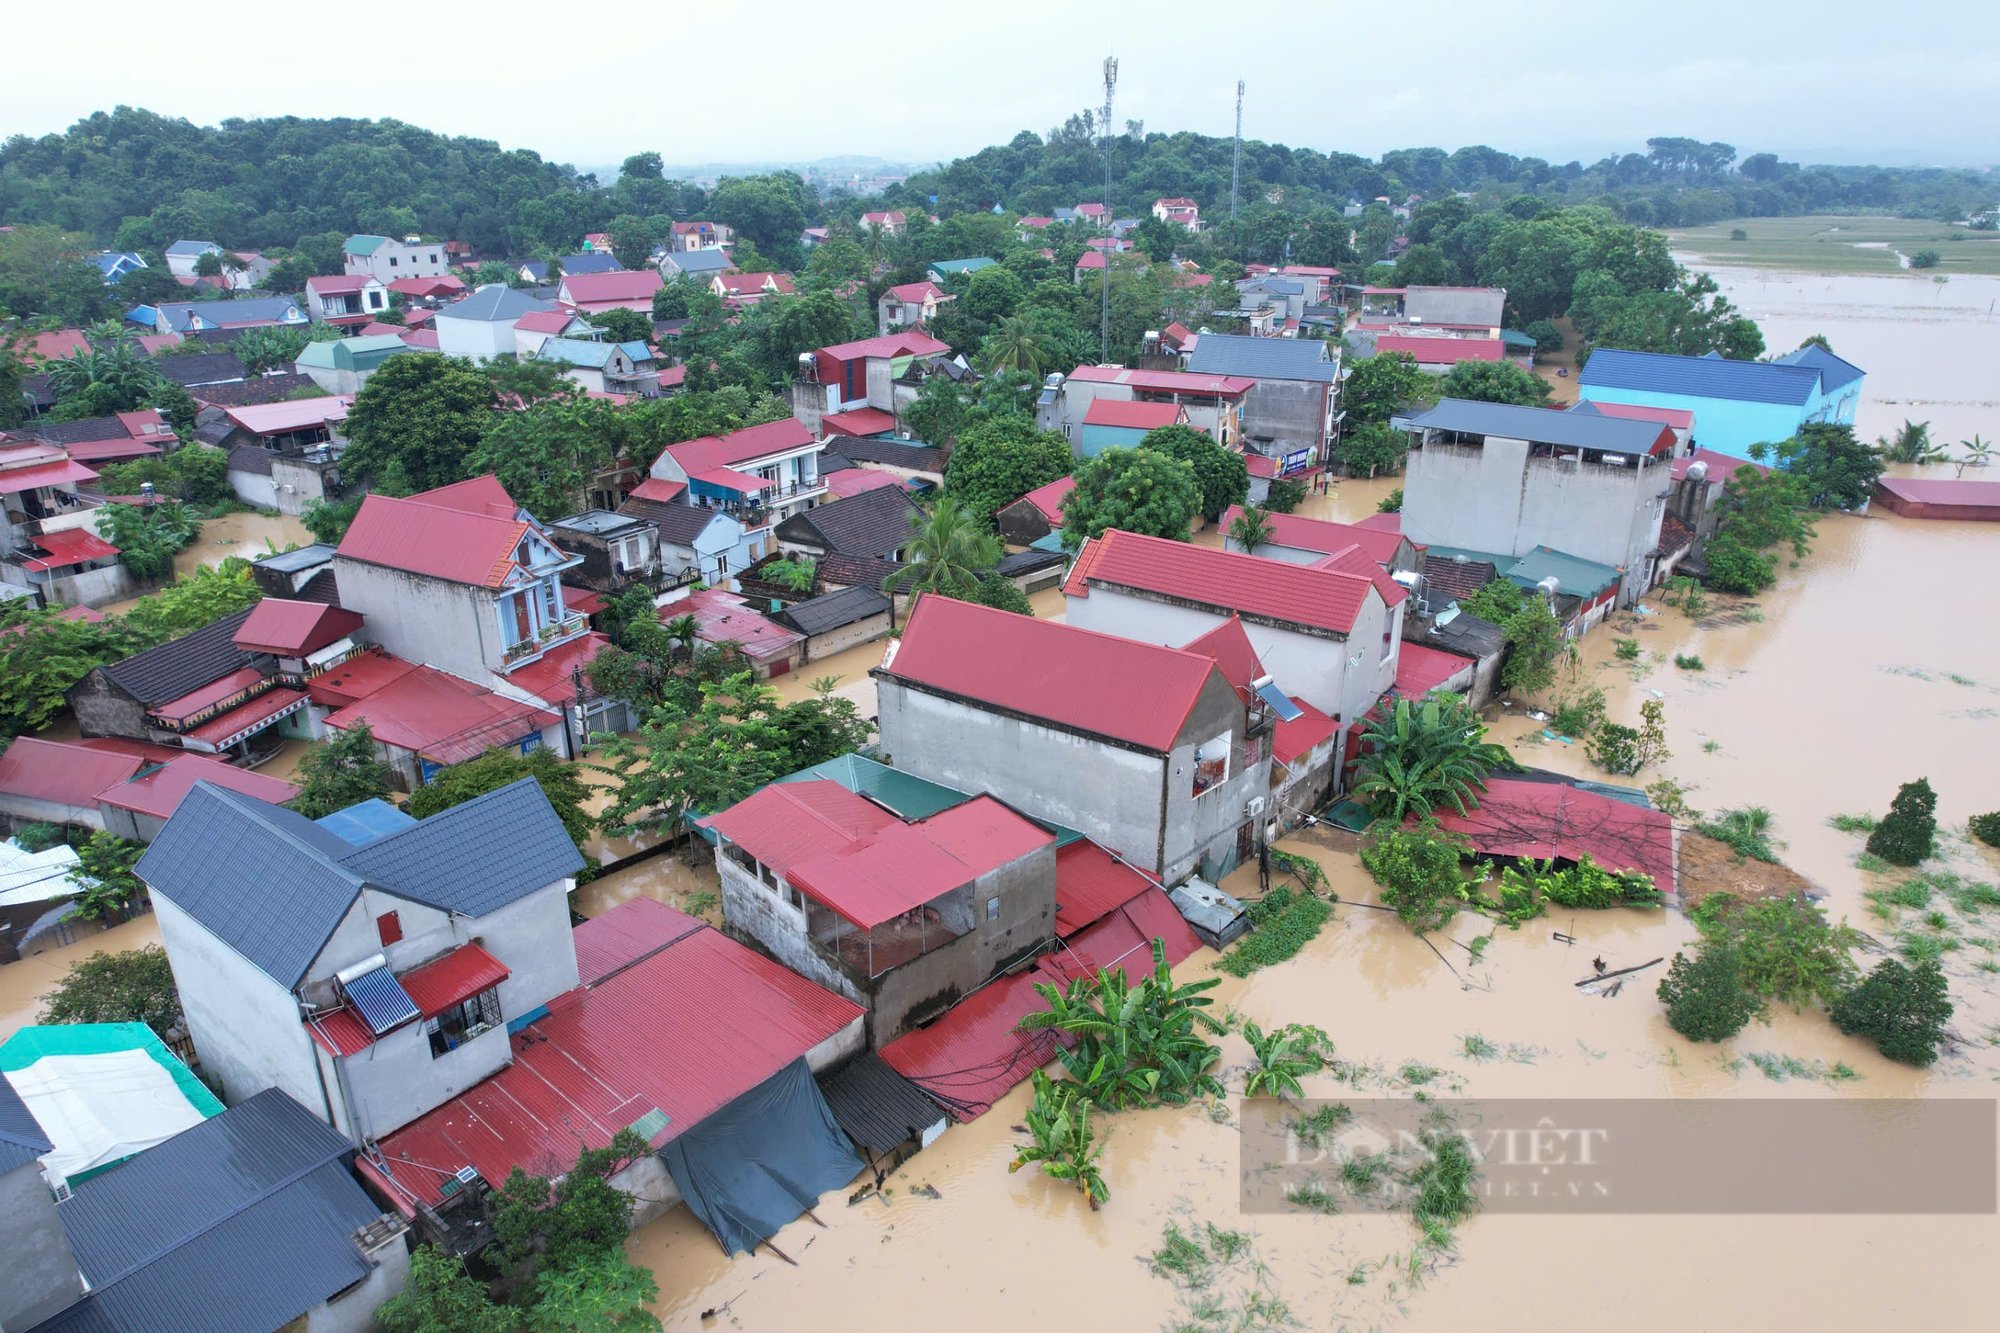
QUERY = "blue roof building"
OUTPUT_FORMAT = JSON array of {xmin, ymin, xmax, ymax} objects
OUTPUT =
[
  {"xmin": 88, "ymin": 252, "xmax": 148, "ymax": 285},
  {"xmin": 1578, "ymin": 346, "xmax": 1865, "ymax": 454}
]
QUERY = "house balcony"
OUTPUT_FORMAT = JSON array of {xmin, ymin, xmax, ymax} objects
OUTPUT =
[
  {"xmin": 497, "ymin": 612, "xmax": 590, "ymax": 670},
  {"xmin": 808, "ymin": 896, "xmax": 968, "ymax": 980}
]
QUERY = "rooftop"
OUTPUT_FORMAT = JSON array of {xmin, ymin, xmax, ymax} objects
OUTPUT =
[
  {"xmin": 777, "ymin": 486, "xmax": 919, "ymax": 559},
  {"xmin": 1399, "ymin": 397, "xmax": 1672, "ymax": 457},
  {"xmin": 1220, "ymin": 505, "xmax": 1405, "ymax": 566},
  {"xmin": 1579, "ymin": 348, "xmax": 1826, "ymax": 407},
  {"xmin": 231, "ymin": 598, "xmax": 363, "ymax": 656},
  {"xmin": 1083, "ymin": 399, "xmax": 1184, "ymax": 430},
  {"xmin": 336, "ymin": 476, "xmax": 546, "ymax": 588},
  {"xmin": 1062, "ymin": 364, "xmax": 1255, "ymax": 396},
  {"xmin": 1066, "ymin": 528, "xmax": 1380, "ymax": 636},
  {"xmin": 1433, "ymin": 774, "xmax": 1675, "ymax": 892},
  {"xmin": 100, "ymin": 609, "xmax": 258, "ymax": 707},
  {"xmin": 1185, "ymin": 332, "xmax": 1341, "ymax": 383},
  {"xmin": 665, "ymin": 416, "xmax": 817, "ymax": 474},
  {"xmin": 322, "ymin": 666, "xmax": 557, "ymax": 766},
  {"xmin": 773, "ymin": 585, "xmax": 892, "ymax": 637}
]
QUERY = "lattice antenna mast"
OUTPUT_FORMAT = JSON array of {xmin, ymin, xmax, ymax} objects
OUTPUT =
[
  {"xmin": 1100, "ymin": 55, "xmax": 1118, "ymax": 363},
  {"xmin": 1230, "ymin": 79, "xmax": 1245, "ymax": 225}
]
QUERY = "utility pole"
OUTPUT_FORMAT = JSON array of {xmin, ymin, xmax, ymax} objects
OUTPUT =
[
  {"xmin": 1100, "ymin": 54, "xmax": 1118, "ymax": 364},
  {"xmin": 1230, "ymin": 79, "xmax": 1245, "ymax": 254}
]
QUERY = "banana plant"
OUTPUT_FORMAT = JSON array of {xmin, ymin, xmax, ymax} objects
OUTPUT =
[
  {"xmin": 1242, "ymin": 1022, "xmax": 1326, "ymax": 1099},
  {"xmin": 1008, "ymin": 1072, "xmax": 1109, "ymax": 1209}
]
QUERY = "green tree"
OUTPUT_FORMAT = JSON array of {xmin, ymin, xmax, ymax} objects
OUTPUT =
[
  {"xmin": 405, "ymin": 746, "xmax": 597, "ymax": 854},
  {"xmin": 1865, "ymin": 778, "xmax": 1938, "ymax": 867},
  {"xmin": 1227, "ymin": 504, "xmax": 1274, "ymax": 554},
  {"xmin": 1696, "ymin": 893, "xmax": 1860, "ymax": 1012},
  {"xmin": 596, "ymin": 672, "xmax": 790, "ymax": 836},
  {"xmin": 977, "ymin": 315, "xmax": 1055, "ymax": 376},
  {"xmin": 300, "ymin": 495, "xmax": 363, "ymax": 544},
  {"xmin": 1909, "ymin": 250, "xmax": 1941, "ymax": 269},
  {"xmin": 771, "ymin": 677, "xmax": 874, "ymax": 769},
  {"xmin": 972, "ymin": 571, "xmax": 1033, "ymax": 615},
  {"xmin": 64, "ymin": 831, "xmax": 147, "ymax": 921},
  {"xmin": 1436, "ymin": 359, "xmax": 1552, "ymax": 407},
  {"xmin": 375, "ymin": 1249, "xmax": 511, "ymax": 1333},
  {"xmin": 1830, "ymin": 958, "xmax": 1953, "ymax": 1066},
  {"xmin": 1360, "ymin": 819, "xmax": 1470, "ymax": 934},
  {"xmin": 1877, "ymin": 420, "xmax": 1939, "ymax": 464},
  {"xmin": 941, "ymin": 415, "xmax": 1072, "ymax": 521},
  {"xmin": 885, "ymin": 499, "xmax": 1004, "ymax": 601},
  {"xmin": 341, "ymin": 353, "xmax": 497, "ymax": 492},
  {"xmin": 1138, "ymin": 424, "xmax": 1248, "ymax": 520},
  {"xmin": 604, "ymin": 213, "xmax": 654, "ymax": 272},
  {"xmin": 1330, "ymin": 422, "xmax": 1407, "ymax": 477},
  {"xmin": 41, "ymin": 945, "xmax": 182, "ymax": 1039},
  {"xmin": 902, "ymin": 376, "xmax": 969, "ymax": 448},
  {"xmin": 1266, "ymin": 478, "xmax": 1308, "ymax": 513},
  {"xmin": 1008, "ymin": 1072, "xmax": 1110, "ymax": 1209},
  {"xmin": 288, "ymin": 722, "xmax": 399, "ymax": 818},
  {"xmin": 466, "ymin": 397, "xmax": 615, "ymax": 522},
  {"xmin": 1498, "ymin": 596, "xmax": 1563, "ymax": 696},
  {"xmin": 586, "ymin": 307, "xmax": 652, "ymax": 344},
  {"xmin": 96, "ymin": 500, "xmax": 199, "ymax": 579},
  {"xmin": 119, "ymin": 559, "xmax": 263, "ymax": 640},
  {"xmin": 1656, "ymin": 943, "xmax": 1763, "ymax": 1042},
  {"xmin": 1059, "ymin": 446, "xmax": 1201, "ymax": 550},
  {"xmin": 1340, "ymin": 352, "xmax": 1434, "ymax": 427},
  {"xmin": 1763, "ymin": 423, "xmax": 1884, "ymax": 511},
  {"xmin": 1349, "ymin": 694, "xmax": 1515, "ymax": 821},
  {"xmin": 1241, "ymin": 1022, "xmax": 1326, "ymax": 1099},
  {"xmin": 1016, "ymin": 938, "xmax": 1223, "ymax": 1110},
  {"xmin": 492, "ymin": 1129, "xmax": 650, "ymax": 1278},
  {"xmin": 1524, "ymin": 320, "xmax": 1564, "ymax": 354}
]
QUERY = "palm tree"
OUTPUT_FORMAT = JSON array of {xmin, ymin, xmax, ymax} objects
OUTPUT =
[
  {"xmin": 1007, "ymin": 1072, "xmax": 1110, "ymax": 1209},
  {"xmin": 977, "ymin": 316, "xmax": 1055, "ymax": 377},
  {"xmin": 45, "ymin": 342, "xmax": 161, "ymax": 413},
  {"xmin": 1878, "ymin": 420, "xmax": 1941, "ymax": 464},
  {"xmin": 662, "ymin": 614, "xmax": 701, "ymax": 662},
  {"xmin": 1228, "ymin": 504, "xmax": 1275, "ymax": 554},
  {"xmin": 884, "ymin": 498, "xmax": 1003, "ymax": 602},
  {"xmin": 1957, "ymin": 434, "xmax": 1994, "ymax": 477},
  {"xmin": 1349, "ymin": 694, "xmax": 1516, "ymax": 822}
]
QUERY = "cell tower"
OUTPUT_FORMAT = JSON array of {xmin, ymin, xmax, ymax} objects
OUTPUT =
[
  {"xmin": 1230, "ymin": 80, "xmax": 1245, "ymax": 231},
  {"xmin": 1100, "ymin": 55, "xmax": 1118, "ymax": 363}
]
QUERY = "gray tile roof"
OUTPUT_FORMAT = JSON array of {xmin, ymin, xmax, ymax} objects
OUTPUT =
[
  {"xmin": 1776, "ymin": 342, "xmax": 1865, "ymax": 393},
  {"xmin": 1185, "ymin": 332, "xmax": 1341, "ymax": 383},
  {"xmin": 32, "ymin": 416, "xmax": 134, "ymax": 445},
  {"xmin": 774, "ymin": 585, "xmax": 891, "ymax": 637},
  {"xmin": 138, "ymin": 777, "xmax": 582, "ymax": 986},
  {"xmin": 817, "ymin": 552, "xmax": 901, "ymax": 592},
  {"xmin": 99, "ymin": 609, "xmax": 258, "ymax": 706},
  {"xmin": 227, "ymin": 443, "xmax": 274, "ymax": 475},
  {"xmin": 149, "ymin": 351, "xmax": 248, "ymax": 388},
  {"xmin": 41, "ymin": 1090, "xmax": 385, "ymax": 1333},
  {"xmin": 437, "ymin": 286, "xmax": 558, "ymax": 324},
  {"xmin": 1398, "ymin": 398, "xmax": 1668, "ymax": 456},
  {"xmin": 822, "ymin": 435, "xmax": 944, "ymax": 471},
  {"xmin": 519, "ymin": 253, "xmax": 622, "ymax": 282},
  {"xmin": 190, "ymin": 372, "xmax": 318, "ymax": 407},
  {"xmin": 618, "ymin": 495, "xmax": 724, "ymax": 548},
  {"xmin": 0, "ymin": 1073, "xmax": 53, "ymax": 1174},
  {"xmin": 163, "ymin": 240, "xmax": 220, "ymax": 258},
  {"xmin": 775, "ymin": 487, "xmax": 919, "ymax": 559},
  {"xmin": 661, "ymin": 249, "xmax": 734, "ymax": 276}
]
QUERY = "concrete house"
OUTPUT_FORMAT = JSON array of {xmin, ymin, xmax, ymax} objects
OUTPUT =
[
  {"xmin": 1394, "ymin": 398, "xmax": 1676, "ymax": 607},
  {"xmin": 1153, "ymin": 197, "xmax": 1200, "ymax": 229},
  {"xmin": 333, "ymin": 475, "xmax": 591, "ymax": 687},
  {"xmin": 877, "ymin": 280, "xmax": 950, "ymax": 333},
  {"xmin": 0, "ymin": 1078, "xmax": 83, "ymax": 1328},
  {"xmin": 657, "ymin": 248, "xmax": 736, "ymax": 281},
  {"xmin": 162, "ymin": 239, "xmax": 224, "ymax": 279},
  {"xmin": 1184, "ymin": 333, "xmax": 1342, "ymax": 474},
  {"xmin": 649, "ymin": 417, "xmax": 827, "ymax": 553},
  {"xmin": 534, "ymin": 336, "xmax": 659, "ymax": 395},
  {"xmin": 773, "ymin": 485, "xmax": 920, "ymax": 562},
  {"xmin": 1062, "ymin": 528, "xmax": 1405, "ymax": 730},
  {"xmin": 516, "ymin": 253, "xmax": 621, "ymax": 285},
  {"xmin": 616, "ymin": 478, "xmax": 752, "ymax": 586},
  {"xmin": 703, "ymin": 781, "xmax": 1057, "ymax": 1044},
  {"xmin": 511, "ymin": 307, "xmax": 597, "ymax": 359},
  {"xmin": 792, "ymin": 331, "xmax": 955, "ymax": 436},
  {"xmin": 861, "ymin": 210, "xmax": 907, "ymax": 237},
  {"xmin": 343, "ymin": 234, "xmax": 452, "ymax": 281},
  {"xmin": 304, "ymin": 274, "xmax": 390, "ymax": 327},
  {"xmin": 1077, "ymin": 398, "xmax": 1188, "ymax": 455},
  {"xmin": 127, "ymin": 296, "xmax": 307, "ymax": 334},
  {"xmin": 1035, "ymin": 364, "xmax": 1252, "ymax": 452},
  {"xmin": 874, "ymin": 595, "xmax": 1273, "ymax": 884},
  {"xmin": 138, "ymin": 778, "xmax": 585, "ymax": 1143},
  {"xmin": 295, "ymin": 333, "xmax": 409, "ymax": 394},
  {"xmin": 547, "ymin": 509, "xmax": 660, "ymax": 592},
  {"xmin": 559, "ymin": 269, "xmax": 664, "ymax": 315},
  {"xmin": 434, "ymin": 285, "xmax": 560, "ymax": 362},
  {"xmin": 668, "ymin": 220, "xmax": 734, "ymax": 251},
  {"xmin": 1355, "ymin": 284, "xmax": 1506, "ymax": 330},
  {"xmin": 1577, "ymin": 345, "xmax": 1864, "ymax": 454},
  {"xmin": 772, "ymin": 586, "xmax": 894, "ymax": 662},
  {"xmin": 994, "ymin": 475, "xmax": 1075, "ymax": 546}
]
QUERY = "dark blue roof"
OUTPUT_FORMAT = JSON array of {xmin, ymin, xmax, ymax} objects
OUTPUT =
[
  {"xmin": 1776, "ymin": 342, "xmax": 1865, "ymax": 393},
  {"xmin": 139, "ymin": 778, "xmax": 584, "ymax": 986},
  {"xmin": 1185, "ymin": 332, "xmax": 1340, "ymax": 383},
  {"xmin": 521, "ymin": 253, "xmax": 622, "ymax": 281},
  {"xmin": 1579, "ymin": 348, "xmax": 1822, "ymax": 406},
  {"xmin": 40, "ymin": 1090, "xmax": 386, "ymax": 1333},
  {"xmin": 0, "ymin": 1074, "xmax": 53, "ymax": 1175},
  {"xmin": 1398, "ymin": 398, "xmax": 1669, "ymax": 456}
]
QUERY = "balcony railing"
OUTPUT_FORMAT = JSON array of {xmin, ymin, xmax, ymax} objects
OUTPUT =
[{"xmin": 500, "ymin": 613, "xmax": 590, "ymax": 666}]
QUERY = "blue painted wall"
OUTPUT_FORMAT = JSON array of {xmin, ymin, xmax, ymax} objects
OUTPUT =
[
  {"xmin": 1077, "ymin": 423, "xmax": 1149, "ymax": 457},
  {"xmin": 1577, "ymin": 379, "xmax": 1860, "ymax": 455}
]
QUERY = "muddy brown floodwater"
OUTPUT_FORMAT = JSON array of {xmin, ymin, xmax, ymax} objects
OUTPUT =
[{"xmin": 634, "ymin": 287, "xmax": 2000, "ymax": 1328}]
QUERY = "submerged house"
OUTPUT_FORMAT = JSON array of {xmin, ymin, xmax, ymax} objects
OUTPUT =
[{"xmin": 1577, "ymin": 345, "xmax": 1864, "ymax": 455}]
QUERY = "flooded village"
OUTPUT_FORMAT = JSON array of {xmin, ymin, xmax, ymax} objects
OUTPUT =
[{"xmin": 2, "ymin": 95, "xmax": 1999, "ymax": 1333}]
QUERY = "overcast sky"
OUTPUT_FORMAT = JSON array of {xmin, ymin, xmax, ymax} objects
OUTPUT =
[{"xmin": 9, "ymin": 2, "xmax": 1996, "ymax": 174}]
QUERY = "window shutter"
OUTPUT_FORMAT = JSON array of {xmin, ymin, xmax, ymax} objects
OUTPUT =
[{"xmin": 377, "ymin": 911, "xmax": 403, "ymax": 946}]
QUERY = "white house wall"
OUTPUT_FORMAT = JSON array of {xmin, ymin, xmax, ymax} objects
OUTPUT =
[{"xmin": 333, "ymin": 560, "xmax": 503, "ymax": 684}]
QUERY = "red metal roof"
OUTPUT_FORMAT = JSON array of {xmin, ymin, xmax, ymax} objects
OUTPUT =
[
  {"xmin": 1244, "ymin": 453, "xmax": 1276, "ymax": 479},
  {"xmin": 1394, "ymin": 642, "xmax": 1470, "ymax": 700},
  {"xmin": 1053, "ymin": 839, "xmax": 1156, "ymax": 935},
  {"xmin": 1074, "ymin": 251, "xmax": 1107, "ymax": 271},
  {"xmin": 337, "ymin": 488, "xmax": 531, "ymax": 588},
  {"xmin": 387, "ymin": 275, "xmax": 465, "ymax": 298},
  {"xmin": 26, "ymin": 329, "xmax": 91, "ymax": 362},
  {"xmin": 885, "ymin": 281, "xmax": 944, "ymax": 304},
  {"xmin": 665, "ymin": 417, "xmax": 816, "ymax": 474},
  {"xmin": 63, "ymin": 437, "xmax": 164, "ymax": 463},
  {"xmin": 787, "ymin": 821, "xmax": 988, "ymax": 929},
  {"xmin": 1082, "ymin": 399, "xmax": 1184, "ymax": 430},
  {"xmin": 1355, "ymin": 511, "xmax": 1402, "ymax": 533},
  {"xmin": 0, "ymin": 738, "xmax": 144, "ymax": 808},
  {"xmin": 881, "ymin": 594, "xmax": 1220, "ymax": 751},
  {"xmin": 1016, "ymin": 475, "xmax": 1075, "ymax": 523},
  {"xmin": 1374, "ymin": 335, "xmax": 1504, "ymax": 365},
  {"xmin": 701, "ymin": 780, "xmax": 899, "ymax": 876},
  {"xmin": 151, "ymin": 667, "xmax": 267, "ymax": 725},
  {"xmin": 1574, "ymin": 400, "xmax": 1694, "ymax": 429},
  {"xmin": 221, "ymin": 397, "xmax": 352, "ymax": 436},
  {"xmin": 323, "ymin": 666, "xmax": 555, "ymax": 766},
  {"xmin": 1874, "ymin": 476, "xmax": 2000, "ymax": 513},
  {"xmin": 20, "ymin": 527, "xmax": 120, "ymax": 571},
  {"xmin": 1308, "ymin": 543, "xmax": 1407, "ymax": 608},
  {"xmin": 1221, "ymin": 506, "xmax": 1403, "ymax": 567},
  {"xmin": 400, "ymin": 944, "xmax": 510, "ymax": 1017},
  {"xmin": 93, "ymin": 753, "xmax": 300, "ymax": 818},
  {"xmin": 504, "ymin": 631, "xmax": 609, "ymax": 707},
  {"xmin": 1066, "ymin": 529, "xmax": 1380, "ymax": 636},
  {"xmin": 306, "ymin": 648, "xmax": 417, "ymax": 708},
  {"xmin": 574, "ymin": 897, "xmax": 704, "ymax": 985},
  {"xmin": 824, "ymin": 469, "xmax": 905, "ymax": 499},
  {"xmin": 714, "ymin": 272, "xmax": 794, "ymax": 297},
  {"xmin": 1180, "ymin": 616, "xmax": 1264, "ymax": 700},
  {"xmin": 1063, "ymin": 364, "xmax": 1255, "ymax": 396},
  {"xmin": 232, "ymin": 599, "xmax": 363, "ymax": 656},
  {"xmin": 815, "ymin": 331, "xmax": 950, "ymax": 364},
  {"xmin": 306, "ymin": 274, "xmax": 378, "ymax": 295},
  {"xmin": 306, "ymin": 1008, "xmax": 375, "ymax": 1057},
  {"xmin": 408, "ymin": 474, "xmax": 518, "ymax": 518},
  {"xmin": 0, "ymin": 458, "xmax": 99, "ymax": 495},
  {"xmin": 1272, "ymin": 698, "xmax": 1337, "ymax": 766},
  {"xmin": 358, "ymin": 916, "xmax": 862, "ymax": 1211},
  {"xmin": 627, "ymin": 477, "xmax": 686, "ymax": 503},
  {"xmin": 1672, "ymin": 449, "xmax": 1767, "ymax": 483},
  {"xmin": 559, "ymin": 586, "xmax": 604, "ymax": 615},
  {"xmin": 916, "ymin": 797, "xmax": 1055, "ymax": 876},
  {"xmin": 560, "ymin": 270, "xmax": 664, "ymax": 305},
  {"xmin": 184, "ymin": 686, "xmax": 308, "ymax": 748},
  {"xmin": 822, "ymin": 407, "xmax": 897, "ymax": 436},
  {"xmin": 689, "ymin": 464, "xmax": 773, "ymax": 492},
  {"xmin": 678, "ymin": 589, "xmax": 802, "ymax": 661},
  {"xmin": 1431, "ymin": 776, "xmax": 1675, "ymax": 891}
]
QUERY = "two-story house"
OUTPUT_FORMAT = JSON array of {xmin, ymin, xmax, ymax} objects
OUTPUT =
[
  {"xmin": 333, "ymin": 475, "xmax": 593, "ymax": 686},
  {"xmin": 792, "ymin": 331, "xmax": 955, "ymax": 436},
  {"xmin": 647, "ymin": 417, "xmax": 826, "ymax": 566},
  {"xmin": 534, "ymin": 337, "xmax": 660, "ymax": 396},
  {"xmin": 1035, "ymin": 364, "xmax": 1252, "ymax": 453},
  {"xmin": 304, "ymin": 274, "xmax": 390, "ymax": 327},
  {"xmin": 434, "ymin": 285, "xmax": 561, "ymax": 362},
  {"xmin": 559, "ymin": 269, "xmax": 664, "ymax": 315},
  {"xmin": 668, "ymin": 220, "xmax": 734, "ymax": 251},
  {"xmin": 1153, "ymin": 197, "xmax": 1201, "ymax": 230},
  {"xmin": 876, "ymin": 281, "xmax": 951, "ymax": 334},
  {"xmin": 1184, "ymin": 333, "xmax": 1342, "ymax": 475},
  {"xmin": 1062, "ymin": 528, "xmax": 1406, "ymax": 738},
  {"xmin": 702, "ymin": 781, "xmax": 1057, "ymax": 1044},
  {"xmin": 343, "ymin": 234, "xmax": 453, "ymax": 282},
  {"xmin": 860, "ymin": 210, "xmax": 906, "ymax": 237},
  {"xmin": 711, "ymin": 272, "xmax": 795, "ymax": 309},
  {"xmin": 137, "ymin": 778, "xmax": 585, "ymax": 1144},
  {"xmin": 873, "ymin": 595, "xmax": 1274, "ymax": 884}
]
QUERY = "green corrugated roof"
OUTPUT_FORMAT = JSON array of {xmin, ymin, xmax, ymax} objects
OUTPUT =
[
  {"xmin": 1500, "ymin": 329, "xmax": 1537, "ymax": 349},
  {"xmin": 1501, "ymin": 546, "xmax": 1620, "ymax": 598},
  {"xmin": 1029, "ymin": 530, "xmax": 1067, "ymax": 554},
  {"xmin": 928, "ymin": 257, "xmax": 997, "ymax": 275},
  {"xmin": 344, "ymin": 234, "xmax": 389, "ymax": 255},
  {"xmin": 780, "ymin": 753, "xmax": 974, "ymax": 820},
  {"xmin": 0, "ymin": 1022, "xmax": 223, "ymax": 1119}
]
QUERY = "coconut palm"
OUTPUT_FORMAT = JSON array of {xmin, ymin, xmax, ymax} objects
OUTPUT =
[
  {"xmin": 1228, "ymin": 504, "xmax": 1275, "ymax": 554},
  {"xmin": 1349, "ymin": 694, "xmax": 1516, "ymax": 822},
  {"xmin": 977, "ymin": 316, "xmax": 1055, "ymax": 377},
  {"xmin": 662, "ymin": 614, "xmax": 701, "ymax": 661},
  {"xmin": 1877, "ymin": 420, "xmax": 1941, "ymax": 464},
  {"xmin": 1008, "ymin": 1072, "xmax": 1109, "ymax": 1209},
  {"xmin": 44, "ymin": 342, "xmax": 163, "ymax": 415},
  {"xmin": 883, "ymin": 498, "xmax": 1003, "ymax": 601}
]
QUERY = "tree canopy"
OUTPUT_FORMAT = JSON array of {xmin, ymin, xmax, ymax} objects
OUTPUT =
[
  {"xmin": 1059, "ymin": 446, "xmax": 1202, "ymax": 550},
  {"xmin": 341, "ymin": 352, "xmax": 496, "ymax": 493}
]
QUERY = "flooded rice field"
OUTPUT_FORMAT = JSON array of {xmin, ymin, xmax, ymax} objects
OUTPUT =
[{"xmin": 633, "ymin": 276, "xmax": 2000, "ymax": 1329}]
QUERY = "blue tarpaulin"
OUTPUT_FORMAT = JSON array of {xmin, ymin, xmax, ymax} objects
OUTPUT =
[{"xmin": 661, "ymin": 1057, "xmax": 862, "ymax": 1256}]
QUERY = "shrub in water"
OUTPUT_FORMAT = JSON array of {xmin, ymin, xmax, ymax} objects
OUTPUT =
[
  {"xmin": 1865, "ymin": 778, "xmax": 1938, "ymax": 867},
  {"xmin": 1829, "ymin": 958, "xmax": 1953, "ymax": 1066},
  {"xmin": 1657, "ymin": 944, "xmax": 1763, "ymax": 1042},
  {"xmin": 1969, "ymin": 812, "xmax": 2000, "ymax": 849}
]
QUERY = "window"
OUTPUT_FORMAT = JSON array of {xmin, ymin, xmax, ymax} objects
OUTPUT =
[
  {"xmin": 377, "ymin": 911, "xmax": 402, "ymax": 946},
  {"xmin": 986, "ymin": 897, "xmax": 1000, "ymax": 921},
  {"xmin": 429, "ymin": 987, "xmax": 502, "ymax": 1057},
  {"xmin": 1191, "ymin": 730, "xmax": 1232, "ymax": 797},
  {"xmin": 389, "ymin": 256, "xmax": 398, "ymax": 267},
  {"xmin": 429, "ymin": 253, "xmax": 439, "ymax": 263}
]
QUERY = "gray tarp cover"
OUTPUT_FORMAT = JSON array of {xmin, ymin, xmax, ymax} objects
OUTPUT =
[{"xmin": 660, "ymin": 1056, "xmax": 863, "ymax": 1255}]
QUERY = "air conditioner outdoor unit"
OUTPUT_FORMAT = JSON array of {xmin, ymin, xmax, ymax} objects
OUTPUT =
[{"xmin": 1245, "ymin": 796, "xmax": 1266, "ymax": 819}]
